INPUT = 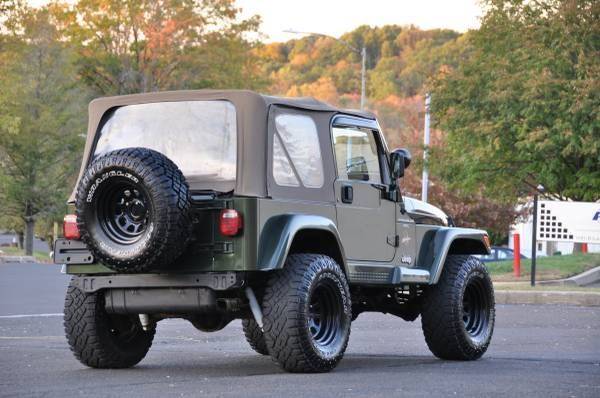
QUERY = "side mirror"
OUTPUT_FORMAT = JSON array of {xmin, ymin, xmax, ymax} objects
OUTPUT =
[{"xmin": 390, "ymin": 148, "xmax": 411, "ymax": 179}]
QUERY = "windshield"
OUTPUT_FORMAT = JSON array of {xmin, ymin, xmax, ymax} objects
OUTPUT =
[{"xmin": 94, "ymin": 100, "xmax": 237, "ymax": 190}]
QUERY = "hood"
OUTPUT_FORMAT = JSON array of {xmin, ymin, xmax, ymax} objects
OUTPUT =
[{"xmin": 404, "ymin": 196, "xmax": 449, "ymax": 226}]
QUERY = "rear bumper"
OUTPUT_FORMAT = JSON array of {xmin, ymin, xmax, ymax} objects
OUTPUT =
[
  {"xmin": 70, "ymin": 271, "xmax": 244, "ymax": 293},
  {"xmin": 72, "ymin": 272, "xmax": 246, "ymax": 315}
]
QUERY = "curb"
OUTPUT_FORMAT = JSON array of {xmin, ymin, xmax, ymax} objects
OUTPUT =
[
  {"xmin": 495, "ymin": 290, "xmax": 600, "ymax": 307},
  {"xmin": 538, "ymin": 266, "xmax": 600, "ymax": 287},
  {"xmin": 0, "ymin": 256, "xmax": 37, "ymax": 264}
]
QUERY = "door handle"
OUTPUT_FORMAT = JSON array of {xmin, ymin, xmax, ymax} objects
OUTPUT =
[{"xmin": 341, "ymin": 185, "xmax": 353, "ymax": 204}]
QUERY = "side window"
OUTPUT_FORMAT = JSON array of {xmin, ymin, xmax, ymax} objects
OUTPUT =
[
  {"xmin": 273, "ymin": 114, "xmax": 324, "ymax": 188},
  {"xmin": 332, "ymin": 127, "xmax": 382, "ymax": 184}
]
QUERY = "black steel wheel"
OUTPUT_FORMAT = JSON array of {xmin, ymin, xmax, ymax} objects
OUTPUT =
[
  {"xmin": 421, "ymin": 255, "xmax": 495, "ymax": 360},
  {"xmin": 308, "ymin": 279, "xmax": 346, "ymax": 353},
  {"xmin": 262, "ymin": 254, "xmax": 351, "ymax": 373},
  {"xmin": 462, "ymin": 277, "xmax": 491, "ymax": 342},
  {"xmin": 76, "ymin": 147, "xmax": 191, "ymax": 273},
  {"xmin": 96, "ymin": 181, "xmax": 151, "ymax": 245}
]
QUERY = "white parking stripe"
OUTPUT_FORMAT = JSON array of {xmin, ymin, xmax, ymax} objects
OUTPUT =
[{"xmin": 0, "ymin": 313, "xmax": 62, "ymax": 319}]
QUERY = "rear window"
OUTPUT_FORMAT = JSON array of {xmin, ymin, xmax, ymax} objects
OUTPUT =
[{"xmin": 94, "ymin": 101, "xmax": 237, "ymax": 188}]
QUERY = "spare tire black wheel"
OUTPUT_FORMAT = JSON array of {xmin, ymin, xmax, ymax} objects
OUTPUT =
[{"xmin": 76, "ymin": 147, "xmax": 192, "ymax": 273}]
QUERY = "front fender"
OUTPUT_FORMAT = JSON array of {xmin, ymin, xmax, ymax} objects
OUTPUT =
[
  {"xmin": 257, "ymin": 214, "xmax": 347, "ymax": 272},
  {"xmin": 425, "ymin": 227, "xmax": 490, "ymax": 284}
]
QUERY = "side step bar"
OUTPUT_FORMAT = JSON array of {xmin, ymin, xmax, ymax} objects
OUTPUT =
[{"xmin": 348, "ymin": 263, "xmax": 430, "ymax": 285}]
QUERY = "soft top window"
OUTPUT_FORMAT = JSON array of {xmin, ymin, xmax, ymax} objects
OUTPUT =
[
  {"xmin": 94, "ymin": 100, "xmax": 236, "ymax": 190},
  {"xmin": 272, "ymin": 113, "xmax": 324, "ymax": 189}
]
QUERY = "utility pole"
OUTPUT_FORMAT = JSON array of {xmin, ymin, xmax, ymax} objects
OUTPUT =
[
  {"xmin": 422, "ymin": 93, "xmax": 431, "ymax": 203},
  {"xmin": 360, "ymin": 46, "xmax": 366, "ymax": 110},
  {"xmin": 284, "ymin": 29, "xmax": 367, "ymax": 110}
]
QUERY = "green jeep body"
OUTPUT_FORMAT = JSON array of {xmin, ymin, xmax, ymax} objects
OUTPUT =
[{"xmin": 56, "ymin": 90, "xmax": 493, "ymax": 372}]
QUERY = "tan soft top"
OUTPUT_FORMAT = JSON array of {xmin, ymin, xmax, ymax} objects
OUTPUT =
[{"xmin": 70, "ymin": 89, "xmax": 375, "ymax": 203}]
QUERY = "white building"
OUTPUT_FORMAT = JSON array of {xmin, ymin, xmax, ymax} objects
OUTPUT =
[{"xmin": 508, "ymin": 203, "xmax": 600, "ymax": 258}]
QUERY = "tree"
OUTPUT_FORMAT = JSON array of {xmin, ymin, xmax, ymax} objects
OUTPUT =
[
  {"xmin": 0, "ymin": 5, "xmax": 88, "ymax": 254},
  {"xmin": 59, "ymin": 0, "xmax": 263, "ymax": 95},
  {"xmin": 431, "ymin": 0, "xmax": 600, "ymax": 202}
]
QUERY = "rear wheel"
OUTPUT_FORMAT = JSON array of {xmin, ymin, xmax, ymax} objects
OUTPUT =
[
  {"xmin": 262, "ymin": 254, "xmax": 351, "ymax": 373},
  {"xmin": 64, "ymin": 279, "xmax": 154, "ymax": 368},
  {"xmin": 421, "ymin": 255, "xmax": 495, "ymax": 360},
  {"xmin": 242, "ymin": 319, "xmax": 269, "ymax": 355}
]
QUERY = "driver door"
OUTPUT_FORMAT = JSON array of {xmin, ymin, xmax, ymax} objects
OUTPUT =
[{"xmin": 332, "ymin": 121, "xmax": 396, "ymax": 262}]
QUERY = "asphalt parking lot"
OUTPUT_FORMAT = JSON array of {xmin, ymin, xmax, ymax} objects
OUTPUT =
[{"xmin": 1, "ymin": 262, "xmax": 599, "ymax": 397}]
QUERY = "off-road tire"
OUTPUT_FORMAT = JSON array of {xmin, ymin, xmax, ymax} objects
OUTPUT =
[
  {"xmin": 63, "ymin": 280, "xmax": 155, "ymax": 368},
  {"xmin": 421, "ymin": 255, "xmax": 495, "ymax": 360},
  {"xmin": 76, "ymin": 147, "xmax": 191, "ymax": 273},
  {"xmin": 262, "ymin": 254, "xmax": 351, "ymax": 373},
  {"xmin": 242, "ymin": 319, "xmax": 269, "ymax": 355}
]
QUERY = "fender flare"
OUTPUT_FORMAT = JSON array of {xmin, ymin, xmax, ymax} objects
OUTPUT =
[
  {"xmin": 425, "ymin": 227, "xmax": 490, "ymax": 284},
  {"xmin": 257, "ymin": 214, "xmax": 347, "ymax": 273}
]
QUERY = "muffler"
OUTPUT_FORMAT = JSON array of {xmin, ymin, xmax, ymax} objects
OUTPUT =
[{"xmin": 105, "ymin": 287, "xmax": 216, "ymax": 314}]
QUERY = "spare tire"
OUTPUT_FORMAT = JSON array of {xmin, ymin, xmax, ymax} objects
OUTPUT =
[{"xmin": 75, "ymin": 147, "xmax": 192, "ymax": 273}]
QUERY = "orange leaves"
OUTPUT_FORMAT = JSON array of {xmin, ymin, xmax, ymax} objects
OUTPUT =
[
  {"xmin": 286, "ymin": 77, "xmax": 339, "ymax": 105},
  {"xmin": 290, "ymin": 53, "xmax": 310, "ymax": 68}
]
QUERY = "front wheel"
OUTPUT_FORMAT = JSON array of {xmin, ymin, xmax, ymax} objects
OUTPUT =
[
  {"xmin": 262, "ymin": 254, "xmax": 352, "ymax": 373},
  {"xmin": 63, "ymin": 279, "xmax": 155, "ymax": 368},
  {"xmin": 421, "ymin": 255, "xmax": 495, "ymax": 360}
]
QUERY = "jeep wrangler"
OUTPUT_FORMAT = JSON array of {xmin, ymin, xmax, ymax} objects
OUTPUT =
[{"xmin": 56, "ymin": 90, "xmax": 495, "ymax": 373}]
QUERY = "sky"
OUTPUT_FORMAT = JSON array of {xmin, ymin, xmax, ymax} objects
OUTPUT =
[
  {"xmin": 28, "ymin": 0, "xmax": 483, "ymax": 42},
  {"xmin": 237, "ymin": 0, "xmax": 483, "ymax": 42}
]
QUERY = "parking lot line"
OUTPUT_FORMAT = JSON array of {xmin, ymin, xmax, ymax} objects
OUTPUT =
[{"xmin": 0, "ymin": 313, "xmax": 62, "ymax": 319}]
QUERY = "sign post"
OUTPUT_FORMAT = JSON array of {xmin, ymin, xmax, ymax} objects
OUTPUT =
[{"xmin": 531, "ymin": 195, "xmax": 538, "ymax": 286}]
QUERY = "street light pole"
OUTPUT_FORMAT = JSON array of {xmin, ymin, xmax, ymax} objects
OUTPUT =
[
  {"xmin": 422, "ymin": 93, "xmax": 431, "ymax": 203},
  {"xmin": 285, "ymin": 29, "xmax": 367, "ymax": 110},
  {"xmin": 360, "ymin": 46, "xmax": 366, "ymax": 110}
]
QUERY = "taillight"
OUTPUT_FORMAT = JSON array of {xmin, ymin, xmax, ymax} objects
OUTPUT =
[
  {"xmin": 63, "ymin": 214, "xmax": 81, "ymax": 240},
  {"xmin": 219, "ymin": 209, "xmax": 242, "ymax": 236},
  {"xmin": 483, "ymin": 234, "xmax": 491, "ymax": 250}
]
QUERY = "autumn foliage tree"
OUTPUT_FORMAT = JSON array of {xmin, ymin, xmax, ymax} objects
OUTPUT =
[{"xmin": 59, "ymin": 0, "xmax": 263, "ymax": 95}]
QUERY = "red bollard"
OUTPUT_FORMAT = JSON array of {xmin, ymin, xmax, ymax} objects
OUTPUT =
[
  {"xmin": 582, "ymin": 243, "xmax": 588, "ymax": 253},
  {"xmin": 513, "ymin": 233, "xmax": 521, "ymax": 278}
]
